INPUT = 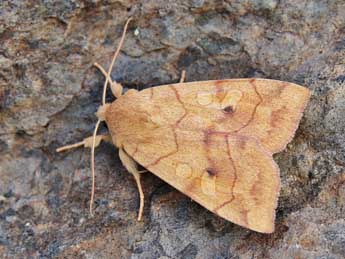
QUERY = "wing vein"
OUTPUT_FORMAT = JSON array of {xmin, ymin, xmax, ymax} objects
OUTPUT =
[
  {"xmin": 232, "ymin": 79, "xmax": 263, "ymax": 133},
  {"xmin": 170, "ymin": 85, "xmax": 188, "ymax": 127},
  {"xmin": 145, "ymin": 127, "xmax": 179, "ymax": 168},
  {"xmin": 213, "ymin": 135, "xmax": 237, "ymax": 212}
]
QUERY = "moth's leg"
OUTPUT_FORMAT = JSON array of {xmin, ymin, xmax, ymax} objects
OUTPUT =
[
  {"xmin": 131, "ymin": 171, "xmax": 144, "ymax": 221},
  {"xmin": 94, "ymin": 62, "xmax": 123, "ymax": 98},
  {"xmin": 179, "ymin": 70, "xmax": 186, "ymax": 83},
  {"xmin": 118, "ymin": 148, "xmax": 145, "ymax": 221},
  {"xmin": 56, "ymin": 134, "xmax": 112, "ymax": 152}
]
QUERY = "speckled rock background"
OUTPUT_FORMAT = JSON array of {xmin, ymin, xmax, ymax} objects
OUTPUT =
[{"xmin": 1, "ymin": 0, "xmax": 345, "ymax": 258}]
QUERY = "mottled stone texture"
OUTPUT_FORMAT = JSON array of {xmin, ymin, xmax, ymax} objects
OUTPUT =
[{"xmin": 0, "ymin": 0, "xmax": 344, "ymax": 258}]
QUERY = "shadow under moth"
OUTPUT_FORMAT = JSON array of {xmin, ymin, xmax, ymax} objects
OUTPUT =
[{"xmin": 57, "ymin": 18, "xmax": 311, "ymax": 233}]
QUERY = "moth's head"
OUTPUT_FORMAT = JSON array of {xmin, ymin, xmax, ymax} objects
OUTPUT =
[{"xmin": 96, "ymin": 103, "xmax": 110, "ymax": 122}]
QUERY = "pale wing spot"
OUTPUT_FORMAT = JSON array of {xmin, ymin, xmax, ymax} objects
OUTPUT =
[
  {"xmin": 175, "ymin": 163, "xmax": 193, "ymax": 179},
  {"xmin": 150, "ymin": 114, "xmax": 162, "ymax": 124},
  {"xmin": 221, "ymin": 90, "xmax": 243, "ymax": 109},
  {"xmin": 201, "ymin": 171, "xmax": 216, "ymax": 196},
  {"xmin": 197, "ymin": 92, "xmax": 213, "ymax": 106}
]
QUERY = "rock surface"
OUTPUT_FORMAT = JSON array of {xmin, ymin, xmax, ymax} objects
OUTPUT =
[{"xmin": 1, "ymin": 0, "xmax": 345, "ymax": 258}]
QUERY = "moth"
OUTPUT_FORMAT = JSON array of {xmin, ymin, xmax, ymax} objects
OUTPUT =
[{"xmin": 57, "ymin": 18, "xmax": 311, "ymax": 233}]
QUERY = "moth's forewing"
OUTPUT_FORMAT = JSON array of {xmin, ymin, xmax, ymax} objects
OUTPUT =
[{"xmin": 105, "ymin": 79, "xmax": 310, "ymax": 233}]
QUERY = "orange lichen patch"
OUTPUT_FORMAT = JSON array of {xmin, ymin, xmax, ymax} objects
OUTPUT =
[{"xmin": 105, "ymin": 78, "xmax": 310, "ymax": 233}]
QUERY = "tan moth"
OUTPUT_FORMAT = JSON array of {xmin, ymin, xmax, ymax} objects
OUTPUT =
[{"xmin": 57, "ymin": 18, "xmax": 311, "ymax": 233}]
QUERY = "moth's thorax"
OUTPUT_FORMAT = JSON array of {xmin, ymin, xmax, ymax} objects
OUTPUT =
[{"xmin": 105, "ymin": 89, "xmax": 157, "ymax": 148}]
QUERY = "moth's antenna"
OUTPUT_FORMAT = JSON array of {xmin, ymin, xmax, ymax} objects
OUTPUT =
[
  {"xmin": 90, "ymin": 119, "xmax": 101, "ymax": 216},
  {"xmin": 89, "ymin": 17, "xmax": 132, "ymax": 216},
  {"xmin": 94, "ymin": 62, "xmax": 123, "ymax": 98},
  {"xmin": 101, "ymin": 17, "xmax": 132, "ymax": 104}
]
